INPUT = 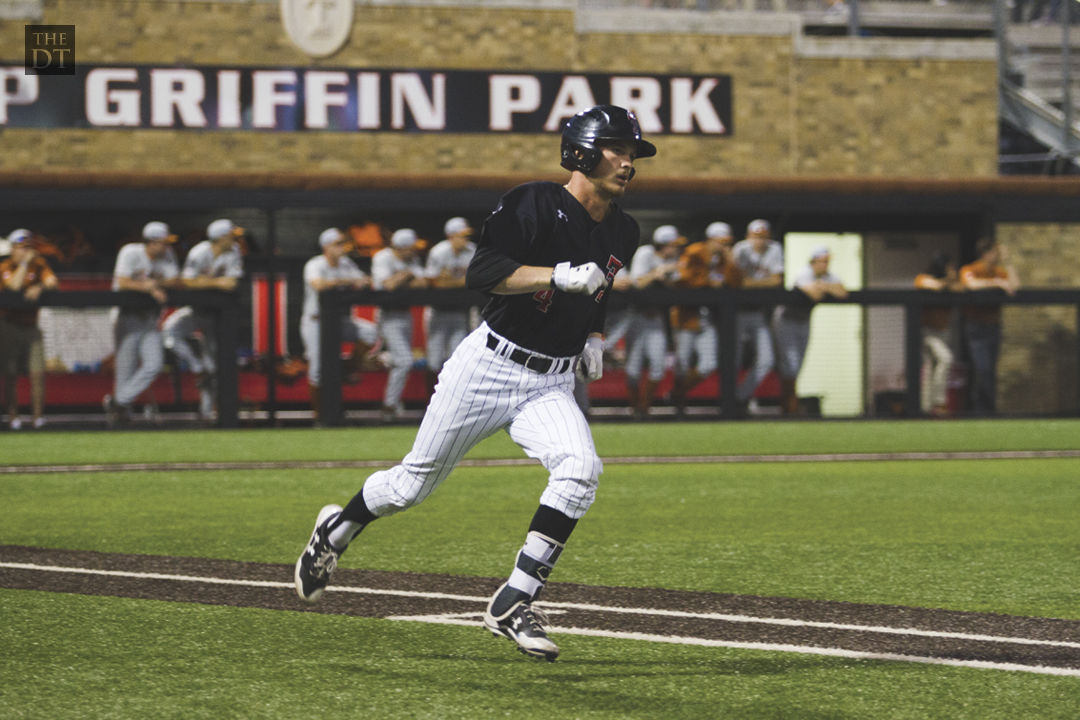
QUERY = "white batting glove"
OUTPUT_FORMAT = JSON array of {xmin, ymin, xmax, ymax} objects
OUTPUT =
[
  {"xmin": 577, "ymin": 336, "xmax": 604, "ymax": 383},
  {"xmin": 552, "ymin": 262, "xmax": 606, "ymax": 295}
]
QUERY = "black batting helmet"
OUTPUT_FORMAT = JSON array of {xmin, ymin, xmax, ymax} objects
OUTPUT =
[{"xmin": 560, "ymin": 105, "xmax": 657, "ymax": 174}]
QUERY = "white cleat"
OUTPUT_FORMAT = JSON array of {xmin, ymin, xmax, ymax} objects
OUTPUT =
[{"xmin": 483, "ymin": 599, "xmax": 560, "ymax": 662}]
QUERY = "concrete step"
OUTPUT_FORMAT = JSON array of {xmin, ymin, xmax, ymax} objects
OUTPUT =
[{"xmin": 1007, "ymin": 24, "xmax": 1080, "ymax": 50}]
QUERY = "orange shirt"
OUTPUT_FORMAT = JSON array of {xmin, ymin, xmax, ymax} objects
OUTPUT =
[
  {"xmin": 0, "ymin": 256, "xmax": 57, "ymax": 325},
  {"xmin": 958, "ymin": 260, "xmax": 1008, "ymax": 324},
  {"xmin": 671, "ymin": 242, "xmax": 741, "ymax": 331}
]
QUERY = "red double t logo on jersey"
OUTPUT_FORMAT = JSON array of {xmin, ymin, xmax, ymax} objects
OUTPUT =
[{"xmin": 593, "ymin": 255, "xmax": 624, "ymax": 303}]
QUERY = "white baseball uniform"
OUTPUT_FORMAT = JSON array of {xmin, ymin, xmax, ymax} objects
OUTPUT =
[
  {"xmin": 301, "ymin": 253, "xmax": 378, "ymax": 387},
  {"xmin": 371, "ymin": 247, "xmax": 425, "ymax": 413},
  {"xmin": 732, "ymin": 239, "xmax": 785, "ymax": 401},
  {"xmin": 423, "ymin": 237, "xmax": 476, "ymax": 373},
  {"xmin": 111, "ymin": 243, "xmax": 178, "ymax": 407},
  {"xmin": 162, "ymin": 240, "xmax": 244, "ymax": 375},
  {"xmin": 625, "ymin": 244, "xmax": 673, "ymax": 383},
  {"xmin": 772, "ymin": 264, "xmax": 842, "ymax": 380}
]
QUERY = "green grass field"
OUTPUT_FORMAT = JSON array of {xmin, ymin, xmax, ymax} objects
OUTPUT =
[{"xmin": 2, "ymin": 420, "xmax": 1079, "ymax": 718}]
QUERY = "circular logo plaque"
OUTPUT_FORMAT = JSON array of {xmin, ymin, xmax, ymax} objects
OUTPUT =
[{"xmin": 280, "ymin": 0, "xmax": 354, "ymax": 58}]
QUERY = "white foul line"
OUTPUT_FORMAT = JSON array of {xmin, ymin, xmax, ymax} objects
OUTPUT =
[
  {"xmin": 3, "ymin": 561, "xmax": 1078, "ymax": 676},
  {"xmin": 386, "ymin": 615, "xmax": 1080, "ymax": 678}
]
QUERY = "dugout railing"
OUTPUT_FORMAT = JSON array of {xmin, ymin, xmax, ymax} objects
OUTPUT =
[
  {"xmin": 317, "ymin": 286, "xmax": 1080, "ymax": 425},
  {"xmin": 0, "ymin": 289, "xmax": 242, "ymax": 427},
  {"xmin": 3, "ymin": 286, "xmax": 1078, "ymax": 427}
]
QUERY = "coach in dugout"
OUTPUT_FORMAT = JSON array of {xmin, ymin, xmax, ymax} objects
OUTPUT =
[{"xmin": 1, "ymin": 229, "xmax": 59, "ymax": 430}]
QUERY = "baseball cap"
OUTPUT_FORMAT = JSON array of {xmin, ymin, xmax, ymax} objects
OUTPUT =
[
  {"xmin": 705, "ymin": 221, "xmax": 732, "ymax": 240},
  {"xmin": 747, "ymin": 219, "xmax": 771, "ymax": 236},
  {"xmin": 319, "ymin": 227, "xmax": 346, "ymax": 247},
  {"xmin": 142, "ymin": 221, "xmax": 177, "ymax": 243},
  {"xmin": 207, "ymin": 218, "xmax": 242, "ymax": 240},
  {"xmin": 8, "ymin": 228, "xmax": 32, "ymax": 245},
  {"xmin": 391, "ymin": 228, "xmax": 418, "ymax": 249},
  {"xmin": 810, "ymin": 245, "xmax": 831, "ymax": 260},
  {"xmin": 652, "ymin": 225, "xmax": 682, "ymax": 245},
  {"xmin": 443, "ymin": 217, "xmax": 473, "ymax": 237}
]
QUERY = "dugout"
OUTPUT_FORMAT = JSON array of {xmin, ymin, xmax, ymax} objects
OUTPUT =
[
  {"xmin": 3, "ymin": 0, "xmax": 1080, "ymax": 424},
  {"xmin": 3, "ymin": 171, "xmax": 1080, "ymax": 425}
]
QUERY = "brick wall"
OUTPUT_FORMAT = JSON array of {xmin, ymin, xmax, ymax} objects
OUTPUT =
[
  {"xmin": 0, "ymin": 0, "xmax": 999, "ymax": 178},
  {"xmin": 996, "ymin": 223, "xmax": 1080, "ymax": 414}
]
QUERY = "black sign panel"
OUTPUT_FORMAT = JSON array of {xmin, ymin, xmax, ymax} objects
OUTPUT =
[{"xmin": 0, "ymin": 64, "xmax": 732, "ymax": 135}]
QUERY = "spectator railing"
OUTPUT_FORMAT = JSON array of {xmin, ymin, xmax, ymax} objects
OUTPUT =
[
  {"xmin": 317, "ymin": 286, "xmax": 1080, "ymax": 425},
  {"xmin": 0, "ymin": 289, "xmax": 242, "ymax": 427},
  {"xmin": 5, "ymin": 286, "xmax": 1076, "ymax": 427}
]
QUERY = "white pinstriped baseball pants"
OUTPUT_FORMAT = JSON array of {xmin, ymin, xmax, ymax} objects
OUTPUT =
[{"xmin": 362, "ymin": 322, "xmax": 601, "ymax": 520}]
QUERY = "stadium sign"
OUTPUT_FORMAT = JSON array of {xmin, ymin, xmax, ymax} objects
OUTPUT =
[{"xmin": 0, "ymin": 65, "xmax": 732, "ymax": 135}]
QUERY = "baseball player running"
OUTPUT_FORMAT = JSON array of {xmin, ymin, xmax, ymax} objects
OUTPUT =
[
  {"xmin": 162, "ymin": 218, "xmax": 244, "ymax": 421},
  {"xmin": 371, "ymin": 228, "xmax": 427, "ymax": 421},
  {"xmin": 294, "ymin": 105, "xmax": 655, "ymax": 661},
  {"xmin": 423, "ymin": 217, "xmax": 477, "ymax": 396}
]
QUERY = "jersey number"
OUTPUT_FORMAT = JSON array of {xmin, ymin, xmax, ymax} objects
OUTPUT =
[{"xmin": 533, "ymin": 289, "xmax": 554, "ymax": 313}]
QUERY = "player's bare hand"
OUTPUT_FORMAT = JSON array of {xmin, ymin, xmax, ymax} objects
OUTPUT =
[
  {"xmin": 149, "ymin": 286, "xmax": 167, "ymax": 304},
  {"xmin": 577, "ymin": 336, "xmax": 604, "ymax": 383},
  {"xmin": 553, "ymin": 262, "xmax": 606, "ymax": 295}
]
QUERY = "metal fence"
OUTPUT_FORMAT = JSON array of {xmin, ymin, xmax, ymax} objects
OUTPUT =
[{"xmin": 3, "ymin": 286, "xmax": 1078, "ymax": 428}]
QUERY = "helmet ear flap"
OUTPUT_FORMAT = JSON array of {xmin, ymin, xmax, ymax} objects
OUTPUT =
[{"xmin": 560, "ymin": 142, "xmax": 602, "ymax": 174}]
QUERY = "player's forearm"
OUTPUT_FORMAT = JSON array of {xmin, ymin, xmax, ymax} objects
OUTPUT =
[
  {"xmin": 116, "ymin": 276, "xmax": 158, "ymax": 293},
  {"xmin": 180, "ymin": 276, "xmax": 223, "ymax": 289},
  {"xmin": 8, "ymin": 265, "xmax": 29, "ymax": 289},
  {"xmin": 489, "ymin": 265, "xmax": 555, "ymax": 295}
]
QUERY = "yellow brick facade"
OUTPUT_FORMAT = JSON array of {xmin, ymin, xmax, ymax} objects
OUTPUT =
[
  {"xmin": 996, "ymin": 223, "xmax": 1080, "ymax": 414},
  {"xmin": 0, "ymin": 0, "xmax": 999, "ymax": 178}
]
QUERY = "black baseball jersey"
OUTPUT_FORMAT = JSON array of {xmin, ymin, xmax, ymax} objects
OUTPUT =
[{"xmin": 466, "ymin": 181, "xmax": 640, "ymax": 357}]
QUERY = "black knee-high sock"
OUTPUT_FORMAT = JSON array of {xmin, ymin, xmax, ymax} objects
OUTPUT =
[
  {"xmin": 326, "ymin": 489, "xmax": 378, "ymax": 549},
  {"xmin": 528, "ymin": 504, "xmax": 578, "ymax": 545}
]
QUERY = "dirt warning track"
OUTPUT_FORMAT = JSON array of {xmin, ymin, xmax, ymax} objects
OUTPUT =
[{"xmin": 2, "ymin": 545, "xmax": 1078, "ymax": 676}]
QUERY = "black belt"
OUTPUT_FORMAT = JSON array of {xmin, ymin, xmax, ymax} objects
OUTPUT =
[{"xmin": 486, "ymin": 333, "xmax": 573, "ymax": 374}]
